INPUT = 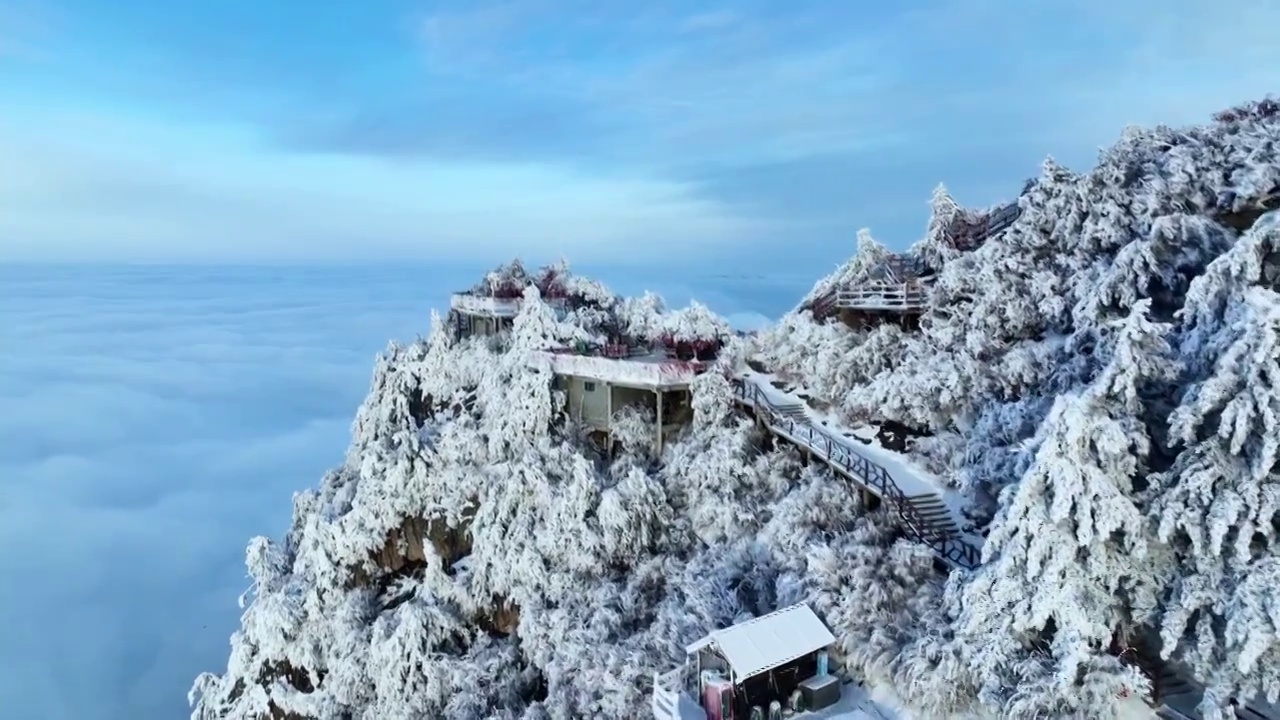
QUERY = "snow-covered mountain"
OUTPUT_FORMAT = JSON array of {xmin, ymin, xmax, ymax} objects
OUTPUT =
[{"xmin": 191, "ymin": 99, "xmax": 1280, "ymax": 720}]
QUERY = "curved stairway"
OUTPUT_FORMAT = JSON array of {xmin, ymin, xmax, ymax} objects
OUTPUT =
[{"xmin": 731, "ymin": 375, "xmax": 980, "ymax": 569}]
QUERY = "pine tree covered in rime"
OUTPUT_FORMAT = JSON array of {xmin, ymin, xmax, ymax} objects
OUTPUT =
[
  {"xmin": 754, "ymin": 313, "xmax": 861, "ymax": 402},
  {"xmin": 658, "ymin": 300, "xmax": 730, "ymax": 342},
  {"xmin": 945, "ymin": 302, "xmax": 1180, "ymax": 717},
  {"xmin": 799, "ymin": 228, "xmax": 894, "ymax": 308},
  {"xmin": 805, "ymin": 509, "xmax": 945, "ymax": 689},
  {"xmin": 663, "ymin": 370, "xmax": 772, "ymax": 544},
  {"xmin": 1151, "ymin": 218, "xmax": 1280, "ymax": 713},
  {"xmin": 913, "ymin": 183, "xmax": 964, "ymax": 271},
  {"xmin": 617, "ymin": 291, "xmax": 666, "ymax": 339}
]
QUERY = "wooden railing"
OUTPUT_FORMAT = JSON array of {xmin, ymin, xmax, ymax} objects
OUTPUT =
[
  {"xmin": 836, "ymin": 281, "xmax": 931, "ymax": 312},
  {"xmin": 651, "ymin": 667, "xmax": 685, "ymax": 720},
  {"xmin": 801, "ymin": 289, "xmax": 839, "ymax": 321},
  {"xmin": 946, "ymin": 202, "xmax": 1021, "ymax": 250},
  {"xmin": 731, "ymin": 377, "xmax": 981, "ymax": 569}
]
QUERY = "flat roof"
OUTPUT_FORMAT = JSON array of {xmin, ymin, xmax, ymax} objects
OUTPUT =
[
  {"xmin": 685, "ymin": 603, "xmax": 835, "ymax": 680},
  {"xmin": 535, "ymin": 350, "xmax": 703, "ymax": 389}
]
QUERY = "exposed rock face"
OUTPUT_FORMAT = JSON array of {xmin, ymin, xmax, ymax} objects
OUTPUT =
[
  {"xmin": 479, "ymin": 598, "xmax": 521, "ymax": 637},
  {"xmin": 1216, "ymin": 188, "xmax": 1280, "ymax": 231},
  {"xmin": 374, "ymin": 504, "xmax": 476, "ymax": 575}
]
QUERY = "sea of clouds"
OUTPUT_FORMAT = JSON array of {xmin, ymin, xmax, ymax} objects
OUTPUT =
[{"xmin": 0, "ymin": 263, "xmax": 802, "ymax": 720}]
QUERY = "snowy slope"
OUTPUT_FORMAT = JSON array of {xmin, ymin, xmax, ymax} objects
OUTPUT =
[
  {"xmin": 757, "ymin": 98, "xmax": 1280, "ymax": 719},
  {"xmin": 192, "ymin": 99, "xmax": 1280, "ymax": 720}
]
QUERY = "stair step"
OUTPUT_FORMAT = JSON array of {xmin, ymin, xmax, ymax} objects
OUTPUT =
[
  {"xmin": 1236, "ymin": 706, "xmax": 1274, "ymax": 720},
  {"xmin": 914, "ymin": 523, "xmax": 959, "ymax": 533},
  {"xmin": 905, "ymin": 496, "xmax": 947, "ymax": 505},
  {"xmin": 901, "ymin": 508, "xmax": 954, "ymax": 520},
  {"xmin": 902, "ymin": 507, "xmax": 953, "ymax": 519},
  {"xmin": 914, "ymin": 523, "xmax": 957, "ymax": 531}
]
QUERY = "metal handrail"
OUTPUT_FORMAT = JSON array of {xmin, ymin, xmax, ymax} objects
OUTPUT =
[{"xmin": 731, "ymin": 377, "xmax": 980, "ymax": 569}]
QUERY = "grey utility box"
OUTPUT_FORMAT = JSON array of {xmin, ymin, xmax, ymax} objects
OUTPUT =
[{"xmin": 799, "ymin": 674, "xmax": 840, "ymax": 711}]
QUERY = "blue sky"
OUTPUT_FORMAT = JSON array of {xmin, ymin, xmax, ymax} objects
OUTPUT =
[
  {"xmin": 0, "ymin": 5, "xmax": 1277, "ymax": 717},
  {"xmin": 2, "ymin": 0, "xmax": 1277, "ymax": 269}
]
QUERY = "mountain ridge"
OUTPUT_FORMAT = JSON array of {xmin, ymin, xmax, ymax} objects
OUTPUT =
[{"xmin": 191, "ymin": 98, "xmax": 1280, "ymax": 720}]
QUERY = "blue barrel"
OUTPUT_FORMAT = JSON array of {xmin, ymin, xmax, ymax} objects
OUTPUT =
[{"xmin": 817, "ymin": 650, "xmax": 829, "ymax": 677}]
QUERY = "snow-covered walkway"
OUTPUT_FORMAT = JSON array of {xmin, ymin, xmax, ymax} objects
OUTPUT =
[{"xmin": 733, "ymin": 371, "xmax": 983, "ymax": 569}]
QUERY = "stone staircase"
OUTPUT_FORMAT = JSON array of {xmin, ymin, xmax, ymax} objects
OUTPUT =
[
  {"xmin": 772, "ymin": 402, "xmax": 808, "ymax": 422},
  {"xmin": 902, "ymin": 493, "xmax": 962, "ymax": 541}
]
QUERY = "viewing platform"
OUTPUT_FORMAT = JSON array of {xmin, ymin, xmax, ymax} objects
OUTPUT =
[
  {"xmin": 449, "ymin": 290, "xmax": 566, "ymax": 318},
  {"xmin": 835, "ymin": 277, "xmax": 932, "ymax": 313}
]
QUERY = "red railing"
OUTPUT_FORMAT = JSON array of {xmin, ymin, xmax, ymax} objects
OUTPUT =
[{"xmin": 731, "ymin": 377, "xmax": 981, "ymax": 569}]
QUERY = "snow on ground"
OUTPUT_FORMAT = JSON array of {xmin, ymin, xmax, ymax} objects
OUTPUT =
[
  {"xmin": 738, "ymin": 370, "xmax": 978, "ymax": 543},
  {"xmin": 816, "ymin": 681, "xmax": 906, "ymax": 719}
]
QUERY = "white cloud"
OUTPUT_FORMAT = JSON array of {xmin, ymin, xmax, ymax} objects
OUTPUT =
[
  {"xmin": 0, "ymin": 265, "xmax": 449, "ymax": 719},
  {"xmin": 415, "ymin": 0, "xmax": 1280, "ymax": 173},
  {"xmin": 0, "ymin": 263, "xmax": 805, "ymax": 720},
  {"xmin": 0, "ymin": 109, "xmax": 754, "ymax": 263}
]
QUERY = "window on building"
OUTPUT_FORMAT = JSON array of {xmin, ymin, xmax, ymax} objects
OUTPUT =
[{"xmin": 584, "ymin": 381, "xmax": 596, "ymax": 392}]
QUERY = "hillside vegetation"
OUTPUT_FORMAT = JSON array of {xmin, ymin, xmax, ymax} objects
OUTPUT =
[{"xmin": 193, "ymin": 99, "xmax": 1280, "ymax": 720}]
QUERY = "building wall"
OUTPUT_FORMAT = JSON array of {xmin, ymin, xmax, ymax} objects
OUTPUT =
[
  {"xmin": 559, "ymin": 377, "xmax": 693, "ymax": 439},
  {"xmin": 461, "ymin": 314, "xmax": 515, "ymax": 338},
  {"xmin": 565, "ymin": 376, "xmax": 611, "ymax": 430},
  {"xmin": 611, "ymin": 385, "xmax": 654, "ymax": 419}
]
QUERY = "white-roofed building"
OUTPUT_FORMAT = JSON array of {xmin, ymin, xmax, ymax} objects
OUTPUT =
[
  {"xmin": 684, "ymin": 604, "xmax": 835, "ymax": 681},
  {"xmin": 653, "ymin": 603, "xmax": 840, "ymax": 720}
]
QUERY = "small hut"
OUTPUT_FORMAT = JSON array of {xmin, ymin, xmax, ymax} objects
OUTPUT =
[{"xmin": 683, "ymin": 604, "xmax": 840, "ymax": 719}]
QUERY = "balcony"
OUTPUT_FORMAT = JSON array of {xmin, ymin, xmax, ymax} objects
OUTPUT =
[
  {"xmin": 835, "ymin": 278, "xmax": 932, "ymax": 313},
  {"xmin": 536, "ymin": 343, "xmax": 710, "ymax": 390},
  {"xmin": 449, "ymin": 290, "xmax": 567, "ymax": 318}
]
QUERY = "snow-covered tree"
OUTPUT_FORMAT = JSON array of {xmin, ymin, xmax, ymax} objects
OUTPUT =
[
  {"xmin": 799, "ymin": 228, "xmax": 895, "ymax": 310},
  {"xmin": 1151, "ymin": 220, "xmax": 1280, "ymax": 712},
  {"xmin": 192, "ymin": 98, "xmax": 1280, "ymax": 720},
  {"xmin": 951, "ymin": 302, "xmax": 1178, "ymax": 717}
]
